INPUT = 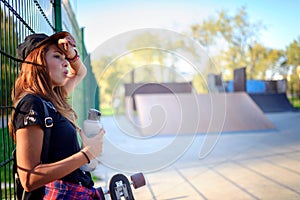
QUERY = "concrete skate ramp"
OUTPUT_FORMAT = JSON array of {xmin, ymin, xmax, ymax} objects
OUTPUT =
[
  {"xmin": 134, "ymin": 92, "xmax": 275, "ymax": 135},
  {"xmin": 249, "ymin": 93, "xmax": 298, "ymax": 113}
]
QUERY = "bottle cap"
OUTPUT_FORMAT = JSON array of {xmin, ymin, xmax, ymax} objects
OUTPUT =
[{"xmin": 88, "ymin": 109, "xmax": 101, "ymax": 120}]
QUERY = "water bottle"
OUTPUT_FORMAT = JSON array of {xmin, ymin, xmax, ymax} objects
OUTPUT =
[
  {"xmin": 83, "ymin": 109, "xmax": 102, "ymax": 138},
  {"xmin": 80, "ymin": 109, "xmax": 102, "ymax": 172}
]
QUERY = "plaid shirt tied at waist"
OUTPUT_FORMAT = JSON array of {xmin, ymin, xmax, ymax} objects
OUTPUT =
[{"xmin": 44, "ymin": 180, "xmax": 104, "ymax": 200}]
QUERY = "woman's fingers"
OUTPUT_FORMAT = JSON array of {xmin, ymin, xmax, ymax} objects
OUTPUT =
[
  {"xmin": 58, "ymin": 37, "xmax": 76, "ymax": 58},
  {"xmin": 80, "ymin": 128, "xmax": 106, "ymax": 159},
  {"xmin": 60, "ymin": 37, "xmax": 76, "ymax": 47},
  {"xmin": 67, "ymin": 36, "xmax": 76, "ymax": 47}
]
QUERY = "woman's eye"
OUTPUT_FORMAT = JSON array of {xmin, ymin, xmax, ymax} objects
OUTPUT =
[{"xmin": 54, "ymin": 55, "xmax": 60, "ymax": 58}]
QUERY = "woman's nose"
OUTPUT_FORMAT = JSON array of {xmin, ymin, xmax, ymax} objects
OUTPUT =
[{"xmin": 63, "ymin": 59, "xmax": 69, "ymax": 67}]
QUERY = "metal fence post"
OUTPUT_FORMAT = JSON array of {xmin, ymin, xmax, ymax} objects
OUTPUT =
[{"xmin": 54, "ymin": 0, "xmax": 62, "ymax": 32}]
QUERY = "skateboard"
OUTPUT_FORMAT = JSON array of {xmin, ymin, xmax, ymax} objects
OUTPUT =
[{"xmin": 100, "ymin": 172, "xmax": 146, "ymax": 200}]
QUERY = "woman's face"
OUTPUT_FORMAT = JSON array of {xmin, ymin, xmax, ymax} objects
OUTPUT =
[{"xmin": 45, "ymin": 44, "xmax": 69, "ymax": 87}]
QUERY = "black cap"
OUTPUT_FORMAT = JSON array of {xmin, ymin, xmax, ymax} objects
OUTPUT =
[{"xmin": 17, "ymin": 31, "xmax": 71, "ymax": 60}]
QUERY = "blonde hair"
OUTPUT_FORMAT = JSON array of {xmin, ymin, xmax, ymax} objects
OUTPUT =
[{"xmin": 9, "ymin": 42, "xmax": 78, "ymax": 141}]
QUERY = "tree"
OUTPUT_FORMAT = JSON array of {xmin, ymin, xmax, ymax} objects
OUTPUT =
[
  {"xmin": 191, "ymin": 6, "xmax": 269, "ymax": 80},
  {"xmin": 1, "ymin": 7, "xmax": 19, "ymax": 107},
  {"xmin": 286, "ymin": 37, "xmax": 300, "ymax": 94},
  {"xmin": 91, "ymin": 31, "xmax": 205, "ymax": 107},
  {"xmin": 286, "ymin": 37, "xmax": 300, "ymax": 67},
  {"xmin": 248, "ymin": 43, "xmax": 284, "ymax": 79}
]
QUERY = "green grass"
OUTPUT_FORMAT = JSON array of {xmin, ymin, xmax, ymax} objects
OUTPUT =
[
  {"xmin": 100, "ymin": 107, "xmax": 113, "ymax": 116},
  {"xmin": 91, "ymin": 173, "xmax": 104, "ymax": 182},
  {"xmin": 289, "ymin": 97, "xmax": 300, "ymax": 109},
  {"xmin": 0, "ymin": 127, "xmax": 15, "ymax": 200}
]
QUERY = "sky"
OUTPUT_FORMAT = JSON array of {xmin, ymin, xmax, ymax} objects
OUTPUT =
[{"xmin": 74, "ymin": 0, "xmax": 300, "ymax": 53}]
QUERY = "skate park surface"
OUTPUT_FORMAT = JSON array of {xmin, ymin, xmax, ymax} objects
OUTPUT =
[{"xmin": 93, "ymin": 93, "xmax": 300, "ymax": 200}]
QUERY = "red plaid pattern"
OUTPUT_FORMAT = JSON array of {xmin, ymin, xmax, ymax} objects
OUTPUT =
[{"xmin": 44, "ymin": 180, "xmax": 103, "ymax": 200}]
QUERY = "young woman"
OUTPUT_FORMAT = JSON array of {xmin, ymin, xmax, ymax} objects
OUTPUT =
[{"xmin": 9, "ymin": 31, "xmax": 105, "ymax": 199}]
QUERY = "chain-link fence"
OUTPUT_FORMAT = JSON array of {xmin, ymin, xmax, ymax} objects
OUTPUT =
[{"xmin": 0, "ymin": 0, "xmax": 98, "ymax": 198}]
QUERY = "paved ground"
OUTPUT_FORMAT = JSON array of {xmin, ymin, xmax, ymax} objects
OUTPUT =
[{"xmin": 93, "ymin": 111, "xmax": 300, "ymax": 200}]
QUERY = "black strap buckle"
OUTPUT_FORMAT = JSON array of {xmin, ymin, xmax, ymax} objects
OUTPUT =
[{"xmin": 44, "ymin": 117, "xmax": 53, "ymax": 128}]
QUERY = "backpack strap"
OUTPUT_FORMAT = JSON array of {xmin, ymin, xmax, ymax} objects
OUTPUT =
[{"xmin": 39, "ymin": 97, "xmax": 53, "ymax": 164}]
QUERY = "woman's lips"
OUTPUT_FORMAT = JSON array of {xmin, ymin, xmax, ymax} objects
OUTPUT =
[{"xmin": 64, "ymin": 70, "xmax": 69, "ymax": 77}]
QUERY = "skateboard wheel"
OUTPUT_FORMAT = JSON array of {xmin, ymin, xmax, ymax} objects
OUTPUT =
[
  {"xmin": 130, "ymin": 173, "xmax": 146, "ymax": 189},
  {"xmin": 109, "ymin": 173, "xmax": 134, "ymax": 200}
]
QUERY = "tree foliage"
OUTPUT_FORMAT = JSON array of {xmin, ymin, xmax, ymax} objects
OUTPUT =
[
  {"xmin": 190, "ymin": 6, "xmax": 289, "ymax": 80},
  {"xmin": 286, "ymin": 37, "xmax": 300, "ymax": 92},
  {"xmin": 1, "ymin": 8, "xmax": 19, "ymax": 107},
  {"xmin": 91, "ymin": 31, "xmax": 212, "ymax": 107},
  {"xmin": 286, "ymin": 37, "xmax": 300, "ymax": 67}
]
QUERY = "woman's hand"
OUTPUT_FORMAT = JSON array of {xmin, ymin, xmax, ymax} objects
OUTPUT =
[
  {"xmin": 58, "ymin": 34, "xmax": 87, "ymax": 95},
  {"xmin": 57, "ymin": 35, "xmax": 77, "ymax": 59},
  {"xmin": 79, "ymin": 129, "xmax": 106, "ymax": 161}
]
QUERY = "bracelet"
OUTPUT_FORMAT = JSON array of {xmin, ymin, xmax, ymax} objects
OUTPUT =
[
  {"xmin": 67, "ymin": 49, "xmax": 80, "ymax": 63},
  {"xmin": 80, "ymin": 150, "xmax": 90, "ymax": 164}
]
